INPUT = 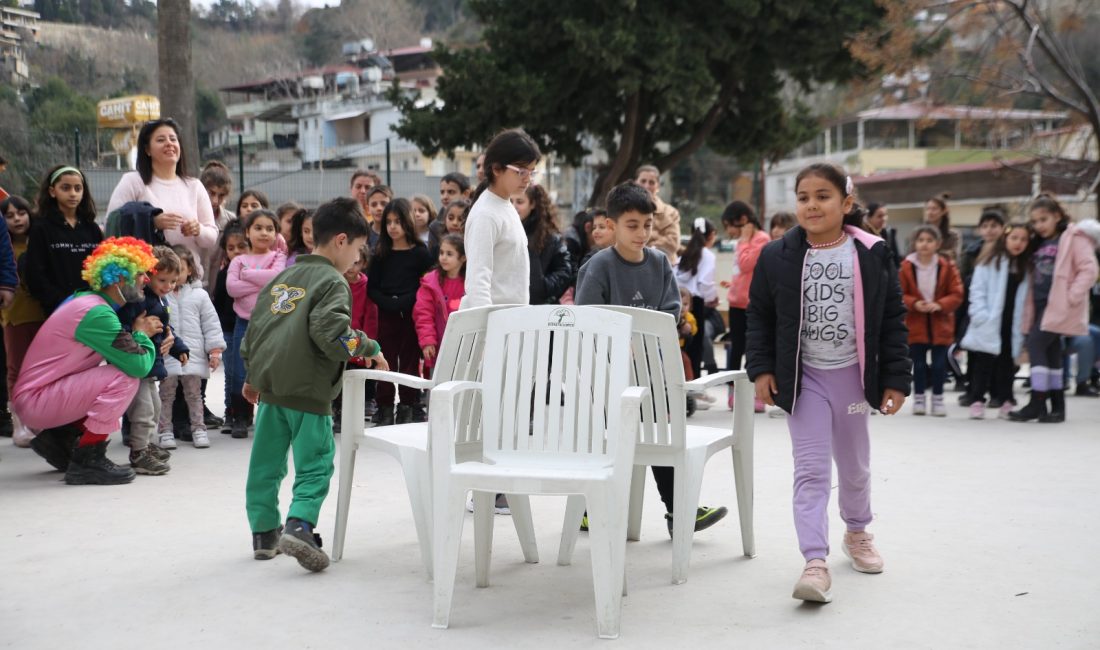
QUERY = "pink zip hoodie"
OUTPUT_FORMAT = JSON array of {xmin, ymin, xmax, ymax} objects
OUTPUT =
[{"xmin": 226, "ymin": 250, "xmax": 286, "ymax": 320}]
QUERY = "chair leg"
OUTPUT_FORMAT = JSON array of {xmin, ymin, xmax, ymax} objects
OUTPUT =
[
  {"xmin": 432, "ymin": 483, "xmax": 468, "ymax": 629},
  {"xmin": 557, "ymin": 494, "xmax": 586, "ymax": 566},
  {"xmin": 626, "ymin": 465, "xmax": 646, "ymax": 541},
  {"xmin": 507, "ymin": 494, "xmax": 539, "ymax": 564},
  {"xmin": 671, "ymin": 460, "xmax": 702, "ymax": 585},
  {"xmin": 733, "ymin": 378, "xmax": 757, "ymax": 558},
  {"xmin": 402, "ymin": 450, "xmax": 433, "ymax": 579},
  {"xmin": 473, "ymin": 491, "xmax": 495, "ymax": 588},
  {"xmin": 585, "ymin": 487, "xmax": 627, "ymax": 640},
  {"xmin": 331, "ymin": 433, "xmax": 358, "ymax": 562}
]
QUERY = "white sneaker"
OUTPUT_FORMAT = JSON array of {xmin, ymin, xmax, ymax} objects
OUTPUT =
[
  {"xmin": 465, "ymin": 493, "xmax": 475, "ymax": 513},
  {"xmin": 192, "ymin": 428, "xmax": 210, "ymax": 448},
  {"xmin": 692, "ymin": 392, "xmax": 713, "ymax": 410},
  {"xmin": 158, "ymin": 431, "xmax": 178, "ymax": 450}
]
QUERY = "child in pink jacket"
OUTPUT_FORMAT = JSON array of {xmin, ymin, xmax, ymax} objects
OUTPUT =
[{"xmin": 413, "ymin": 234, "xmax": 466, "ymax": 375}]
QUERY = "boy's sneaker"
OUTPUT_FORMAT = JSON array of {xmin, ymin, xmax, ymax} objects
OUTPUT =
[
  {"xmin": 968, "ymin": 401, "xmax": 985, "ymax": 420},
  {"xmin": 931, "ymin": 395, "xmax": 947, "ymax": 417},
  {"xmin": 842, "ymin": 531, "xmax": 884, "ymax": 573},
  {"xmin": 693, "ymin": 392, "xmax": 714, "ymax": 411},
  {"xmin": 252, "ymin": 526, "xmax": 283, "ymax": 560},
  {"xmin": 278, "ymin": 518, "xmax": 329, "ymax": 572},
  {"xmin": 997, "ymin": 401, "xmax": 1016, "ymax": 420},
  {"xmin": 579, "ymin": 514, "xmax": 590, "ymax": 532},
  {"xmin": 410, "ymin": 403, "xmax": 427, "ymax": 423},
  {"xmin": 231, "ymin": 415, "xmax": 249, "ymax": 439},
  {"xmin": 912, "ymin": 394, "xmax": 927, "ymax": 415},
  {"xmin": 395, "ymin": 404, "xmax": 413, "ymax": 425},
  {"xmin": 129, "ymin": 447, "xmax": 170, "ymax": 475},
  {"xmin": 664, "ymin": 505, "xmax": 728, "ymax": 537},
  {"xmin": 494, "ymin": 494, "xmax": 511, "ymax": 515},
  {"xmin": 203, "ymin": 406, "xmax": 224, "ymax": 428},
  {"xmin": 158, "ymin": 431, "xmax": 178, "ymax": 450},
  {"xmin": 792, "ymin": 559, "xmax": 832, "ymax": 603},
  {"xmin": 147, "ymin": 442, "xmax": 171, "ymax": 462},
  {"xmin": 192, "ymin": 428, "xmax": 210, "ymax": 448}
]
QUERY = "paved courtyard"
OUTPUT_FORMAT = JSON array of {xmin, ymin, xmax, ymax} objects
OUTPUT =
[{"xmin": 1, "ymin": 369, "xmax": 1098, "ymax": 649}]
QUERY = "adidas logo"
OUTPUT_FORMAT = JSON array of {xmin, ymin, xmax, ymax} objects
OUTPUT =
[{"xmin": 632, "ymin": 290, "xmax": 644, "ymax": 301}]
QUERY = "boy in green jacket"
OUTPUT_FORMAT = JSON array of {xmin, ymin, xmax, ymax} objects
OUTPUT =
[{"xmin": 241, "ymin": 197, "xmax": 388, "ymax": 571}]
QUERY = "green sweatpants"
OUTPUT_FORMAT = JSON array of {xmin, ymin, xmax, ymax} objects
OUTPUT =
[{"xmin": 245, "ymin": 401, "xmax": 335, "ymax": 533}]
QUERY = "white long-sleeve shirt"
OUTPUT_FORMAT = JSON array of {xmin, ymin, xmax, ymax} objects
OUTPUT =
[
  {"xmin": 107, "ymin": 171, "xmax": 218, "ymax": 279},
  {"xmin": 674, "ymin": 247, "xmax": 717, "ymax": 302},
  {"xmin": 460, "ymin": 190, "xmax": 530, "ymax": 308}
]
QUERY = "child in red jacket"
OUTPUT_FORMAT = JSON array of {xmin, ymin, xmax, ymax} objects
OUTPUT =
[
  {"xmin": 900, "ymin": 225, "xmax": 964, "ymax": 416},
  {"xmin": 413, "ymin": 234, "xmax": 466, "ymax": 375},
  {"xmin": 332, "ymin": 245, "xmax": 377, "ymax": 431}
]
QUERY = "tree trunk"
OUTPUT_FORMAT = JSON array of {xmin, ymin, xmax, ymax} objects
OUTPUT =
[{"xmin": 158, "ymin": 0, "xmax": 199, "ymax": 175}]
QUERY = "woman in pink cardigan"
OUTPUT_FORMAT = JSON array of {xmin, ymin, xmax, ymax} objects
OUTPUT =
[{"xmin": 720, "ymin": 201, "xmax": 772, "ymax": 411}]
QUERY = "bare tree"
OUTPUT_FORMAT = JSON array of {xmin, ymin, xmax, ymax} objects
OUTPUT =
[{"xmin": 158, "ymin": 0, "xmax": 200, "ymax": 175}]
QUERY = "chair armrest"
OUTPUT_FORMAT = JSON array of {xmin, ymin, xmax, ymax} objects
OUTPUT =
[
  {"xmin": 614, "ymin": 386, "xmax": 650, "ymax": 472},
  {"xmin": 429, "ymin": 381, "xmax": 484, "ymax": 470},
  {"xmin": 685, "ymin": 369, "xmax": 748, "ymax": 391},
  {"xmin": 347, "ymin": 368, "xmax": 435, "ymax": 391}
]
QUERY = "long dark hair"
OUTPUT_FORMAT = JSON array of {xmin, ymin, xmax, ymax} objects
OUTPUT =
[
  {"xmin": 522, "ymin": 184, "xmax": 558, "ymax": 252},
  {"xmin": 376, "ymin": 198, "xmax": 425, "ymax": 260},
  {"xmin": 287, "ymin": 208, "xmax": 313, "ymax": 255},
  {"xmin": 1029, "ymin": 193, "xmax": 1071, "ymax": 235},
  {"xmin": 219, "ymin": 220, "xmax": 247, "ymax": 256},
  {"xmin": 794, "ymin": 163, "xmax": 865, "ymax": 227},
  {"xmin": 926, "ymin": 192, "xmax": 952, "ymax": 240},
  {"xmin": 437, "ymin": 233, "xmax": 467, "ymax": 281},
  {"xmin": 236, "ymin": 189, "xmax": 270, "ymax": 215},
  {"xmin": 1, "ymin": 195, "xmax": 34, "ymax": 219},
  {"xmin": 136, "ymin": 118, "xmax": 190, "ymax": 184},
  {"xmin": 36, "ymin": 165, "xmax": 97, "ymax": 224},
  {"xmin": 471, "ymin": 128, "xmax": 541, "ymax": 204},
  {"xmin": 679, "ymin": 218, "xmax": 715, "ymax": 275},
  {"xmin": 720, "ymin": 201, "xmax": 762, "ymax": 230}
]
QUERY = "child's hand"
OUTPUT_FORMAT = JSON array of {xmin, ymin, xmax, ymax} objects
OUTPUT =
[
  {"xmin": 719, "ymin": 280, "xmax": 731, "ymax": 288},
  {"xmin": 366, "ymin": 353, "xmax": 389, "ymax": 371},
  {"xmin": 209, "ymin": 354, "xmax": 222, "ymax": 370},
  {"xmin": 678, "ymin": 321, "xmax": 691, "ymax": 336},
  {"xmin": 754, "ymin": 373, "xmax": 778, "ymax": 407},
  {"xmin": 178, "ymin": 353, "xmax": 189, "ymax": 366},
  {"xmin": 242, "ymin": 382, "xmax": 259, "ymax": 405},
  {"xmin": 422, "ymin": 345, "xmax": 436, "ymax": 362},
  {"xmin": 159, "ymin": 332, "xmax": 175, "ymax": 356},
  {"xmin": 928, "ymin": 302, "xmax": 943, "ymax": 313},
  {"xmin": 133, "ymin": 311, "xmax": 164, "ymax": 339},
  {"xmin": 879, "ymin": 388, "xmax": 906, "ymax": 415}
]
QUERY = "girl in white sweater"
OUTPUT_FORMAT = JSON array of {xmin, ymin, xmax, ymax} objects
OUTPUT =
[{"xmin": 461, "ymin": 129, "xmax": 542, "ymax": 308}]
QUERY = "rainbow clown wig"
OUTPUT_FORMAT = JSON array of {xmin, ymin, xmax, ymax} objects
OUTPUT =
[{"xmin": 81, "ymin": 237, "xmax": 158, "ymax": 291}]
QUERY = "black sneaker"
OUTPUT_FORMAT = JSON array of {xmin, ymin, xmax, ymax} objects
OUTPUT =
[
  {"xmin": 203, "ymin": 406, "xmax": 224, "ymax": 428},
  {"xmin": 252, "ymin": 526, "xmax": 283, "ymax": 560},
  {"xmin": 664, "ymin": 506, "xmax": 729, "ymax": 538},
  {"xmin": 65, "ymin": 441, "xmax": 136, "ymax": 485},
  {"xmin": 376, "ymin": 407, "xmax": 394, "ymax": 427},
  {"xmin": 957, "ymin": 394, "xmax": 975, "ymax": 407},
  {"xmin": 1075, "ymin": 382, "xmax": 1100, "ymax": 398},
  {"xmin": 395, "ymin": 404, "xmax": 413, "ymax": 425},
  {"xmin": 221, "ymin": 408, "xmax": 234, "ymax": 434},
  {"xmin": 988, "ymin": 397, "xmax": 1005, "ymax": 409},
  {"xmin": 231, "ymin": 414, "xmax": 249, "ymax": 439},
  {"xmin": 30, "ymin": 426, "xmax": 80, "ymax": 471},
  {"xmin": 410, "ymin": 403, "xmax": 427, "ymax": 423},
  {"xmin": 278, "ymin": 518, "xmax": 329, "ymax": 572}
]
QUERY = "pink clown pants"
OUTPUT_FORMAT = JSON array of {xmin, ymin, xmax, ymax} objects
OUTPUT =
[{"xmin": 13, "ymin": 365, "xmax": 139, "ymax": 436}]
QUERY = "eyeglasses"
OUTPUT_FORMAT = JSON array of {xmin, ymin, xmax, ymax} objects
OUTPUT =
[{"xmin": 506, "ymin": 164, "xmax": 539, "ymax": 180}]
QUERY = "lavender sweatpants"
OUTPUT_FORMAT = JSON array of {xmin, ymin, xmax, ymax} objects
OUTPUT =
[{"xmin": 787, "ymin": 363, "xmax": 873, "ymax": 562}]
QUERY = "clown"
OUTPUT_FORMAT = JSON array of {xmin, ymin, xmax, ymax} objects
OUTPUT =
[{"xmin": 12, "ymin": 237, "xmax": 163, "ymax": 484}]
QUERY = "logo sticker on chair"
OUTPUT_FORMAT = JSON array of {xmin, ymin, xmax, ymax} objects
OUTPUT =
[{"xmin": 548, "ymin": 308, "xmax": 576, "ymax": 328}]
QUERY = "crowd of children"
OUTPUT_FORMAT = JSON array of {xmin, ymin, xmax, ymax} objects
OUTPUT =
[{"xmin": 3, "ymin": 123, "xmax": 1100, "ymax": 584}]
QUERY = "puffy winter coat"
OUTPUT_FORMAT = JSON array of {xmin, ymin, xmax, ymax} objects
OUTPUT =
[
  {"xmin": 164, "ymin": 280, "xmax": 227, "ymax": 378},
  {"xmin": 960, "ymin": 259, "xmax": 1028, "ymax": 358},
  {"xmin": 1021, "ymin": 221, "xmax": 1100, "ymax": 336},
  {"xmin": 413, "ymin": 270, "xmax": 465, "ymax": 369},
  {"xmin": 727, "ymin": 229, "xmax": 771, "ymax": 310},
  {"xmin": 899, "ymin": 254, "xmax": 964, "ymax": 346},
  {"xmin": 746, "ymin": 225, "xmax": 911, "ymax": 414}
]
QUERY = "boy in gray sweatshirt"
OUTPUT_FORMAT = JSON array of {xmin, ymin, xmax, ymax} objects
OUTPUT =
[{"xmin": 575, "ymin": 181, "xmax": 728, "ymax": 535}]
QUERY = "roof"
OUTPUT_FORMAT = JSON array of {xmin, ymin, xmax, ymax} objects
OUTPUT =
[
  {"xmin": 851, "ymin": 101, "xmax": 1067, "ymax": 123},
  {"xmin": 220, "ymin": 65, "xmax": 360, "ymax": 93},
  {"xmin": 853, "ymin": 158, "xmax": 1033, "ymax": 185}
]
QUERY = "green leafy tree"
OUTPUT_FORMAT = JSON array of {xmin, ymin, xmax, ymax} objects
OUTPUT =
[
  {"xmin": 393, "ymin": 0, "xmax": 885, "ymax": 205},
  {"xmin": 195, "ymin": 84, "xmax": 226, "ymax": 156},
  {"xmin": 25, "ymin": 76, "xmax": 97, "ymax": 136}
]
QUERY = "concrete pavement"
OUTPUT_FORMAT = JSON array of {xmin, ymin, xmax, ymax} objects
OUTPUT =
[{"xmin": 1, "ymin": 371, "xmax": 1098, "ymax": 649}]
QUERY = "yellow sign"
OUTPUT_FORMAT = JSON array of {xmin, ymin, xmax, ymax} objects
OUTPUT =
[{"xmin": 97, "ymin": 95, "xmax": 160, "ymax": 129}]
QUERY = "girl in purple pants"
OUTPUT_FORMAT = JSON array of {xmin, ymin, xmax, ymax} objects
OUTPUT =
[{"xmin": 746, "ymin": 163, "xmax": 912, "ymax": 603}]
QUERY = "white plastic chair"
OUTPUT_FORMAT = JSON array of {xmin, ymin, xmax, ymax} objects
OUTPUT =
[
  {"xmin": 331, "ymin": 305, "xmax": 539, "ymax": 576},
  {"xmin": 431, "ymin": 306, "xmax": 647, "ymax": 639},
  {"xmin": 557, "ymin": 306, "xmax": 755, "ymax": 585}
]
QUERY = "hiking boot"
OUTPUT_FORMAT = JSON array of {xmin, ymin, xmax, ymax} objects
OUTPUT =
[
  {"xmin": 129, "ymin": 447, "xmax": 170, "ymax": 475},
  {"xmin": 968, "ymin": 401, "xmax": 985, "ymax": 420},
  {"xmin": 252, "ymin": 526, "xmax": 283, "ymax": 560},
  {"xmin": 410, "ymin": 403, "xmax": 427, "ymax": 423},
  {"xmin": 147, "ymin": 442, "xmax": 171, "ymax": 462},
  {"xmin": 930, "ymin": 395, "xmax": 947, "ymax": 417},
  {"xmin": 1038, "ymin": 389, "xmax": 1065, "ymax": 423},
  {"xmin": 1008, "ymin": 391, "xmax": 1047, "ymax": 422},
  {"xmin": 395, "ymin": 404, "xmax": 413, "ymax": 425},
  {"xmin": 664, "ymin": 506, "xmax": 728, "ymax": 537},
  {"xmin": 912, "ymin": 394, "xmax": 926, "ymax": 416},
  {"xmin": 376, "ymin": 406, "xmax": 395, "ymax": 427},
  {"xmin": 192, "ymin": 428, "xmax": 211, "ymax": 448},
  {"xmin": 278, "ymin": 518, "xmax": 329, "ymax": 572},
  {"xmin": 65, "ymin": 441, "xmax": 136, "ymax": 485},
  {"xmin": 30, "ymin": 426, "xmax": 80, "ymax": 471},
  {"xmin": 792, "ymin": 559, "xmax": 832, "ymax": 603},
  {"xmin": 842, "ymin": 531, "xmax": 884, "ymax": 573},
  {"xmin": 231, "ymin": 414, "xmax": 249, "ymax": 439},
  {"xmin": 158, "ymin": 431, "xmax": 178, "ymax": 450},
  {"xmin": 494, "ymin": 494, "xmax": 511, "ymax": 515},
  {"xmin": 203, "ymin": 406, "xmax": 224, "ymax": 428},
  {"xmin": 1075, "ymin": 382, "xmax": 1100, "ymax": 398}
]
